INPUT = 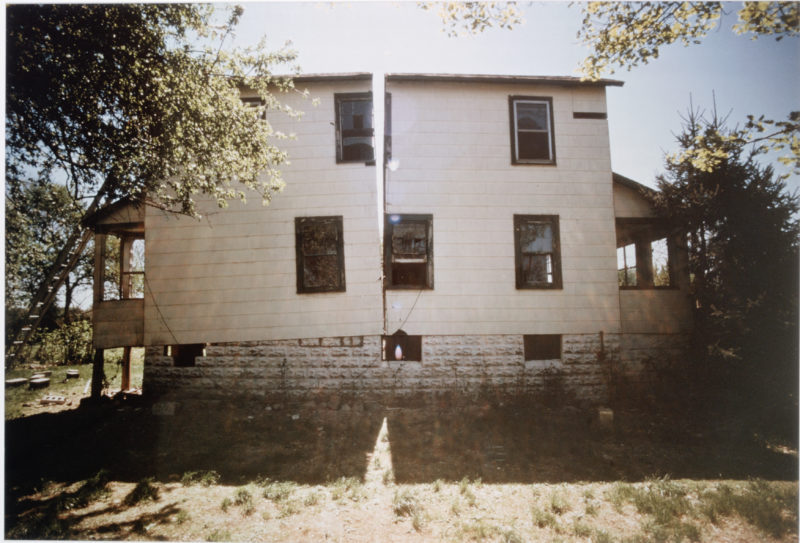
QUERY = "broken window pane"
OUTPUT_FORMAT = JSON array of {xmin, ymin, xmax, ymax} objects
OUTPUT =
[
  {"xmin": 391, "ymin": 221, "xmax": 428, "ymax": 260},
  {"xmin": 522, "ymin": 254, "xmax": 552, "ymax": 284},
  {"xmin": 385, "ymin": 215, "xmax": 433, "ymax": 289},
  {"xmin": 296, "ymin": 216, "xmax": 345, "ymax": 293}
]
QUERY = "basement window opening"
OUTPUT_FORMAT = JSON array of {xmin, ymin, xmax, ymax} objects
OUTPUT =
[
  {"xmin": 165, "ymin": 344, "xmax": 206, "ymax": 367},
  {"xmin": 382, "ymin": 330, "xmax": 422, "ymax": 362},
  {"xmin": 524, "ymin": 334, "xmax": 562, "ymax": 360}
]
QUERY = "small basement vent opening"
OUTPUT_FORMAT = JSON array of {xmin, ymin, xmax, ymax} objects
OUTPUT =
[
  {"xmin": 165, "ymin": 344, "xmax": 206, "ymax": 367},
  {"xmin": 382, "ymin": 330, "xmax": 422, "ymax": 362}
]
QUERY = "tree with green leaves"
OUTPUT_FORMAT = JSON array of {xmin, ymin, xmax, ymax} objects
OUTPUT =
[
  {"xmin": 654, "ymin": 106, "xmax": 799, "ymax": 409},
  {"xmin": 6, "ymin": 3, "xmax": 302, "ymax": 218},
  {"xmin": 6, "ymin": 3, "xmax": 303, "ymax": 383}
]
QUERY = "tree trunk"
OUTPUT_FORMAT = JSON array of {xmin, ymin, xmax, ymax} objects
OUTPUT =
[{"xmin": 64, "ymin": 275, "xmax": 72, "ymax": 324}]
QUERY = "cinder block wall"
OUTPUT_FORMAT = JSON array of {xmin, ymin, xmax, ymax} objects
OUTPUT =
[{"xmin": 143, "ymin": 332, "xmax": 637, "ymax": 406}]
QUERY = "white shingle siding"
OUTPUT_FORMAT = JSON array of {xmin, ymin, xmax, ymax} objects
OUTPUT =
[
  {"xmin": 144, "ymin": 79, "xmax": 383, "ymax": 345},
  {"xmin": 384, "ymin": 80, "xmax": 620, "ymax": 336}
]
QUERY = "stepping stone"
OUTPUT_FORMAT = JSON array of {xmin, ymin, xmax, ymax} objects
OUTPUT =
[
  {"xmin": 66, "ymin": 370, "xmax": 80, "ymax": 379},
  {"xmin": 5, "ymin": 378, "xmax": 28, "ymax": 388},
  {"xmin": 40, "ymin": 395, "xmax": 66, "ymax": 405},
  {"xmin": 31, "ymin": 373, "xmax": 46, "ymax": 380},
  {"xmin": 29, "ymin": 378, "xmax": 50, "ymax": 389}
]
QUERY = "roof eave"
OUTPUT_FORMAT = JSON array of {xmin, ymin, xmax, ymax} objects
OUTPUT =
[{"xmin": 385, "ymin": 73, "xmax": 624, "ymax": 87}]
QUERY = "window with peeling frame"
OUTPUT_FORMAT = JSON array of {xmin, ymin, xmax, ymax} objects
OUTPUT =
[
  {"xmin": 295, "ymin": 216, "xmax": 346, "ymax": 293},
  {"xmin": 510, "ymin": 96, "xmax": 555, "ymax": 165},
  {"xmin": 335, "ymin": 92, "xmax": 374, "ymax": 163},
  {"xmin": 514, "ymin": 215, "xmax": 562, "ymax": 289},
  {"xmin": 385, "ymin": 214, "xmax": 433, "ymax": 289}
]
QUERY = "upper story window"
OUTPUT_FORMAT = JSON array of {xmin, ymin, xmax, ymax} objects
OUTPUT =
[
  {"xmin": 295, "ymin": 216, "xmax": 346, "ymax": 293},
  {"xmin": 384, "ymin": 214, "xmax": 433, "ymax": 289},
  {"xmin": 514, "ymin": 215, "xmax": 562, "ymax": 289},
  {"xmin": 335, "ymin": 92, "xmax": 374, "ymax": 163},
  {"xmin": 509, "ymin": 96, "xmax": 555, "ymax": 165}
]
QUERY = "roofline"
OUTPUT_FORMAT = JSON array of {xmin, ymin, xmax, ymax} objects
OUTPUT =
[
  {"xmin": 81, "ymin": 197, "xmax": 144, "ymax": 229},
  {"xmin": 612, "ymin": 172, "xmax": 658, "ymax": 196},
  {"xmin": 385, "ymin": 73, "xmax": 624, "ymax": 87}
]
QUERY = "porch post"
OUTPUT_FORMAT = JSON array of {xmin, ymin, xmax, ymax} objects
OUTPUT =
[{"xmin": 121, "ymin": 346, "xmax": 132, "ymax": 391}]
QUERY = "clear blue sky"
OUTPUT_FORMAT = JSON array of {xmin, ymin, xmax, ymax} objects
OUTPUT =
[{"xmin": 227, "ymin": 1, "xmax": 800, "ymax": 192}]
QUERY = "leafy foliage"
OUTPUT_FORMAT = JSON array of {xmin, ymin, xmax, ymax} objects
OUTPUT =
[
  {"xmin": 31, "ymin": 318, "xmax": 94, "ymax": 366},
  {"xmin": 6, "ymin": 4, "xmax": 302, "ymax": 217},
  {"xmin": 654, "ymin": 105, "xmax": 799, "ymax": 398},
  {"xmin": 576, "ymin": 2, "xmax": 800, "ymax": 174},
  {"xmin": 419, "ymin": 1, "xmax": 523, "ymax": 37},
  {"xmin": 5, "ymin": 175, "xmax": 91, "ymax": 311},
  {"xmin": 577, "ymin": 2, "xmax": 799, "ymax": 80}
]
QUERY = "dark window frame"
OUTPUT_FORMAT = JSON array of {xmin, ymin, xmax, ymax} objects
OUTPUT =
[
  {"xmin": 335, "ymin": 92, "xmax": 375, "ymax": 164},
  {"xmin": 514, "ymin": 214, "xmax": 563, "ymax": 290},
  {"xmin": 523, "ymin": 334, "xmax": 562, "ymax": 360},
  {"xmin": 295, "ymin": 216, "xmax": 346, "ymax": 294},
  {"xmin": 509, "ymin": 96, "xmax": 556, "ymax": 165},
  {"xmin": 384, "ymin": 214, "xmax": 434, "ymax": 290}
]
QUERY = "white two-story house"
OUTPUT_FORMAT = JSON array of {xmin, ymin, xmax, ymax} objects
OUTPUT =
[{"xmin": 86, "ymin": 73, "xmax": 692, "ymax": 405}]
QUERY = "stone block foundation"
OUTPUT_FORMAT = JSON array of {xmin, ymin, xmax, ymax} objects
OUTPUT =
[{"xmin": 143, "ymin": 332, "xmax": 684, "ymax": 406}]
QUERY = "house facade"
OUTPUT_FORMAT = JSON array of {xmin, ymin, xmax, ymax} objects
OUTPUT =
[{"xmin": 88, "ymin": 73, "xmax": 692, "ymax": 405}]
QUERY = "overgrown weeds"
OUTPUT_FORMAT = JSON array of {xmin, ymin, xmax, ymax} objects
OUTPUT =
[
  {"xmin": 701, "ymin": 479, "xmax": 798, "ymax": 538},
  {"xmin": 259, "ymin": 478, "xmax": 296, "ymax": 502},
  {"xmin": 393, "ymin": 488, "xmax": 425, "ymax": 532},
  {"xmin": 181, "ymin": 470, "xmax": 220, "ymax": 487},
  {"xmin": 123, "ymin": 477, "xmax": 159, "ymax": 506},
  {"xmin": 233, "ymin": 486, "xmax": 255, "ymax": 516},
  {"xmin": 329, "ymin": 476, "xmax": 366, "ymax": 502}
]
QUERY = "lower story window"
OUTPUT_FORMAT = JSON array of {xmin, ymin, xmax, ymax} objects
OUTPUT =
[
  {"xmin": 384, "ymin": 214, "xmax": 433, "ymax": 289},
  {"xmin": 514, "ymin": 215, "xmax": 562, "ymax": 289}
]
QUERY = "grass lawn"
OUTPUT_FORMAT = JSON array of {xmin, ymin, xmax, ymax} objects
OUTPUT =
[
  {"xmin": 4, "ymin": 397, "xmax": 798, "ymax": 542},
  {"xmin": 4, "ymin": 348, "xmax": 144, "ymax": 420}
]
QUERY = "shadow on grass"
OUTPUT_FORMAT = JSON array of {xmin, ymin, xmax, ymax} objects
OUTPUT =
[
  {"xmin": 5, "ymin": 397, "xmax": 797, "ymax": 538},
  {"xmin": 386, "ymin": 404, "xmax": 798, "ymax": 484}
]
